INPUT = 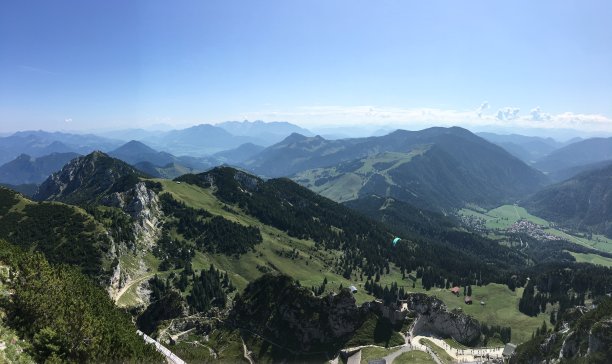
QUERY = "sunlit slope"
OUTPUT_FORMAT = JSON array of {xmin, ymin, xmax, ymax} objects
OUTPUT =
[{"xmin": 158, "ymin": 179, "xmax": 375, "ymax": 301}]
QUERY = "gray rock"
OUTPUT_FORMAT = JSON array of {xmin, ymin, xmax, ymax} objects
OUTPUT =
[{"xmin": 406, "ymin": 293, "xmax": 481, "ymax": 345}]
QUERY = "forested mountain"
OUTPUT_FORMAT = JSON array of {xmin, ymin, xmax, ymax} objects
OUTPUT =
[
  {"xmin": 548, "ymin": 159, "xmax": 612, "ymax": 183},
  {"xmin": 109, "ymin": 140, "xmax": 178, "ymax": 167},
  {"xmin": 34, "ymin": 151, "xmax": 148, "ymax": 204},
  {"xmin": 244, "ymin": 127, "xmax": 546, "ymax": 184},
  {"xmin": 176, "ymin": 166, "xmax": 532, "ymax": 284},
  {"xmin": 0, "ymin": 152, "xmax": 79, "ymax": 185},
  {"xmin": 525, "ymin": 164, "xmax": 612, "ymax": 238},
  {"xmin": 533, "ymin": 137, "xmax": 612, "ymax": 174},
  {"xmin": 283, "ymin": 128, "xmax": 547, "ymax": 210}
]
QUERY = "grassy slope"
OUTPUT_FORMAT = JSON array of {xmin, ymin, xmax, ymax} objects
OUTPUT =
[
  {"xmin": 428, "ymin": 284, "xmax": 548, "ymax": 344},
  {"xmin": 460, "ymin": 204, "xmax": 549, "ymax": 229},
  {"xmin": 419, "ymin": 339, "xmax": 453, "ymax": 364},
  {"xmin": 157, "ymin": 181, "xmax": 549, "ymax": 345},
  {"xmin": 294, "ymin": 150, "xmax": 427, "ymax": 203},
  {"xmin": 158, "ymin": 180, "xmax": 374, "ymax": 301},
  {"xmin": 395, "ymin": 350, "xmax": 436, "ymax": 364},
  {"xmin": 389, "ymin": 274, "xmax": 547, "ymax": 344},
  {"xmin": 569, "ymin": 252, "xmax": 612, "ymax": 268},
  {"xmin": 115, "ymin": 252, "xmax": 164, "ymax": 307},
  {"xmin": 359, "ymin": 347, "xmax": 395, "ymax": 364}
]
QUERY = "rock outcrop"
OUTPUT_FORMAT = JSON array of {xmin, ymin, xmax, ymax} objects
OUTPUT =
[
  {"xmin": 406, "ymin": 293, "xmax": 481, "ymax": 345},
  {"xmin": 102, "ymin": 181, "xmax": 163, "ymax": 249},
  {"xmin": 230, "ymin": 274, "xmax": 364, "ymax": 353},
  {"xmin": 588, "ymin": 319, "xmax": 612, "ymax": 356}
]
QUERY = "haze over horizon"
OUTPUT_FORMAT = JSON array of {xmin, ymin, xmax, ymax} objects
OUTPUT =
[{"xmin": 1, "ymin": 0, "xmax": 611, "ymax": 136}]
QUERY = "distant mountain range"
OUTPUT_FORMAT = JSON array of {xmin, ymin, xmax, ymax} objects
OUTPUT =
[
  {"xmin": 525, "ymin": 163, "xmax": 612, "ymax": 238},
  {"xmin": 216, "ymin": 120, "xmax": 313, "ymax": 143},
  {"xmin": 134, "ymin": 121, "xmax": 313, "ymax": 156},
  {"xmin": 532, "ymin": 137, "xmax": 612, "ymax": 175},
  {"xmin": 477, "ymin": 132, "xmax": 580, "ymax": 164},
  {"xmin": 0, "ymin": 130, "xmax": 121, "ymax": 165},
  {"xmin": 0, "ymin": 121, "xmax": 312, "ymax": 165},
  {"xmin": 107, "ymin": 140, "xmax": 216, "ymax": 176},
  {"xmin": 213, "ymin": 143, "xmax": 265, "ymax": 164},
  {"xmin": 245, "ymin": 127, "xmax": 548, "ymax": 210},
  {"xmin": 0, "ymin": 152, "xmax": 80, "ymax": 185}
]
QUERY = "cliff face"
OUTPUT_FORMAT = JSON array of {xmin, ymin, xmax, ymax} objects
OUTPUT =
[
  {"xmin": 102, "ymin": 181, "xmax": 163, "ymax": 301},
  {"xmin": 588, "ymin": 319, "xmax": 612, "ymax": 357},
  {"xmin": 406, "ymin": 293, "xmax": 481, "ymax": 345},
  {"xmin": 102, "ymin": 182, "xmax": 163, "ymax": 250}
]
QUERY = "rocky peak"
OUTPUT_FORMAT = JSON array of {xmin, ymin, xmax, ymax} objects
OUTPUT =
[{"xmin": 33, "ymin": 151, "xmax": 144, "ymax": 204}]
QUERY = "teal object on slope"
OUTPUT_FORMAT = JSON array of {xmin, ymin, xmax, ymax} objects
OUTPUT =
[{"xmin": 392, "ymin": 237, "xmax": 401, "ymax": 245}]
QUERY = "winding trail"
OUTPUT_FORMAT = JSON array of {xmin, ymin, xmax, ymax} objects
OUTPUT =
[
  {"xmin": 114, "ymin": 272, "xmax": 154, "ymax": 304},
  {"xmin": 242, "ymin": 338, "xmax": 254, "ymax": 364}
]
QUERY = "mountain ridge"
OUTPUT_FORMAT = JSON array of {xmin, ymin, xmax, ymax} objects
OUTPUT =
[
  {"xmin": 525, "ymin": 163, "xmax": 612, "ymax": 238},
  {"xmin": 0, "ymin": 152, "xmax": 80, "ymax": 185},
  {"xmin": 270, "ymin": 127, "xmax": 548, "ymax": 210}
]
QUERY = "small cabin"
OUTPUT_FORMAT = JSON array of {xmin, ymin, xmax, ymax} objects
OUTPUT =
[
  {"xmin": 464, "ymin": 296, "xmax": 473, "ymax": 305},
  {"xmin": 349, "ymin": 285, "xmax": 358, "ymax": 294},
  {"xmin": 502, "ymin": 343, "xmax": 517, "ymax": 357},
  {"xmin": 451, "ymin": 286, "xmax": 460, "ymax": 296}
]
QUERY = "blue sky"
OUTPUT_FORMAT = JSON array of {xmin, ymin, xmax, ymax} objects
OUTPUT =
[{"xmin": 1, "ymin": 0, "xmax": 611, "ymax": 134}]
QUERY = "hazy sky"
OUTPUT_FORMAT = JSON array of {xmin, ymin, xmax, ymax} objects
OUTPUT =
[{"xmin": 1, "ymin": 0, "xmax": 611, "ymax": 134}]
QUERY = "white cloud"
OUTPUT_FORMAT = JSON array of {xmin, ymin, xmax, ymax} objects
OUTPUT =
[
  {"xmin": 64, "ymin": 118, "xmax": 72, "ymax": 123},
  {"xmin": 238, "ymin": 104, "xmax": 612, "ymax": 132},
  {"xmin": 496, "ymin": 107, "xmax": 520, "ymax": 121},
  {"xmin": 477, "ymin": 102, "xmax": 489, "ymax": 118},
  {"xmin": 530, "ymin": 107, "xmax": 552, "ymax": 121}
]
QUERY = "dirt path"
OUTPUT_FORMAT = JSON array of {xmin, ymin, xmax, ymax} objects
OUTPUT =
[
  {"xmin": 242, "ymin": 338, "xmax": 254, "ymax": 364},
  {"xmin": 346, "ymin": 349, "xmax": 361, "ymax": 364},
  {"xmin": 114, "ymin": 272, "xmax": 154, "ymax": 304},
  {"xmin": 513, "ymin": 204, "xmax": 521, "ymax": 219}
]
